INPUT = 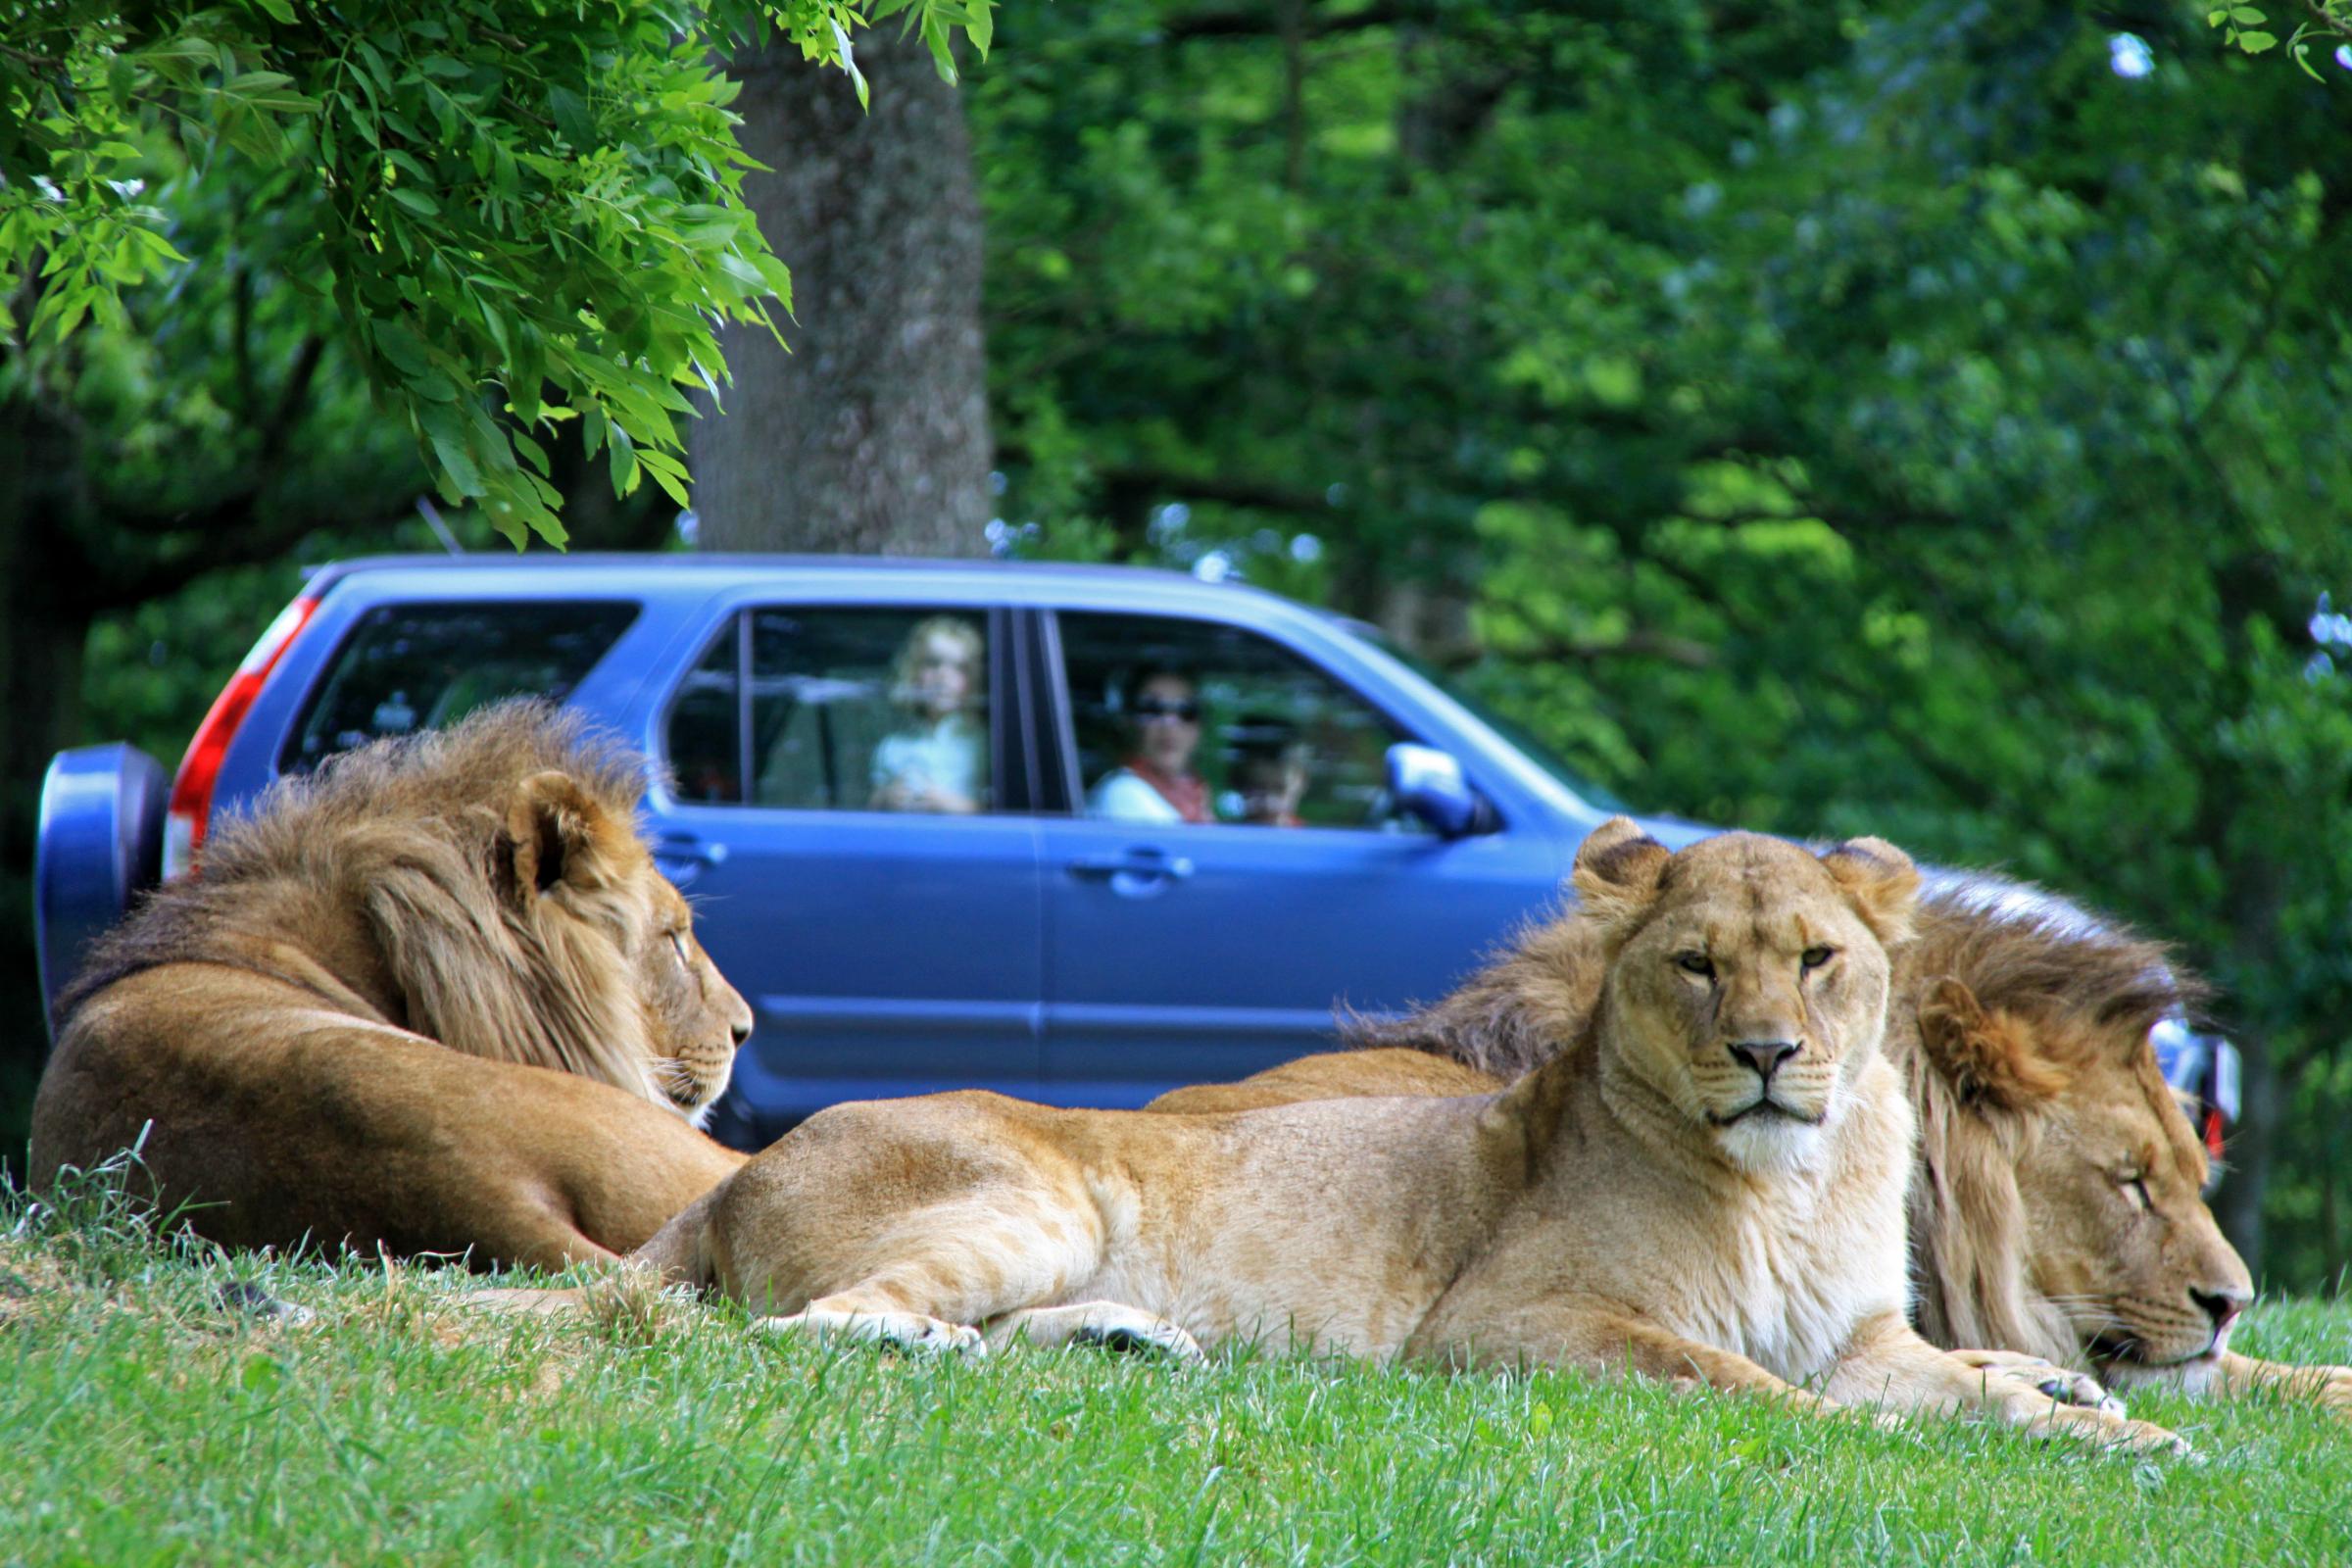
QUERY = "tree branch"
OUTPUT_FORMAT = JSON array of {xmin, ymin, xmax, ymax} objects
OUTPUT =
[
  {"xmin": 78, "ymin": 501, "xmax": 386, "ymax": 614},
  {"xmin": 1494, "ymin": 629, "xmax": 1718, "ymax": 669},
  {"xmin": 1159, "ymin": 2, "xmax": 1430, "ymax": 44}
]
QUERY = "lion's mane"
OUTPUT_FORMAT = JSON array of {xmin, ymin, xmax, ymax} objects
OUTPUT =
[{"xmin": 60, "ymin": 700, "xmax": 674, "ymax": 1104}]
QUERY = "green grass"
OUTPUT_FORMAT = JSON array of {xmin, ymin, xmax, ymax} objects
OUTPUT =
[{"xmin": 3, "ymin": 1172, "xmax": 2349, "ymax": 1568}]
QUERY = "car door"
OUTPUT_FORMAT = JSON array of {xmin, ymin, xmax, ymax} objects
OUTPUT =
[
  {"xmin": 638, "ymin": 598, "xmax": 1044, "ymax": 1144},
  {"xmin": 1033, "ymin": 606, "xmax": 1560, "ymax": 1105}
]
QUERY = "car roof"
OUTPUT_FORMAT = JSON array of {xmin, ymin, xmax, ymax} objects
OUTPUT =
[{"xmin": 299, "ymin": 552, "xmax": 1357, "ymax": 626}]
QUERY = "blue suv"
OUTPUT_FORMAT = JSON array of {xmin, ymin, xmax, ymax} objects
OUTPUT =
[{"xmin": 36, "ymin": 555, "xmax": 1707, "ymax": 1148}]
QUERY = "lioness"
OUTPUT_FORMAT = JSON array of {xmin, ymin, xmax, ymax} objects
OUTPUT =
[
  {"xmin": 30, "ymin": 703, "xmax": 754, "ymax": 1268},
  {"xmin": 1153, "ymin": 866, "xmax": 2352, "ymax": 1415},
  {"xmin": 596, "ymin": 821, "xmax": 2180, "ymax": 1450}
]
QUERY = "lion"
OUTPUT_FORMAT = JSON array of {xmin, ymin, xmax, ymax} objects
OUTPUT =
[
  {"xmin": 28, "ymin": 701, "xmax": 755, "ymax": 1270},
  {"xmin": 515, "ymin": 821, "xmax": 2179, "ymax": 1452},
  {"xmin": 1151, "ymin": 864, "xmax": 2352, "ymax": 1415}
]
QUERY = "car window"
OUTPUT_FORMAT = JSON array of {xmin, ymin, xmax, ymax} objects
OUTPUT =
[
  {"xmin": 1055, "ymin": 611, "xmax": 1418, "ymax": 832},
  {"xmin": 281, "ymin": 600, "xmax": 640, "ymax": 773},
  {"xmin": 667, "ymin": 607, "xmax": 998, "ymax": 814}
]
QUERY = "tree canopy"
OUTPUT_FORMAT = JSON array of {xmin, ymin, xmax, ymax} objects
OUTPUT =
[{"xmin": 1, "ymin": 0, "xmax": 992, "ymax": 545}]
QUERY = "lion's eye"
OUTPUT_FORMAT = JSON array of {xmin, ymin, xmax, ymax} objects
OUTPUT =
[
  {"xmin": 1801, "ymin": 946, "xmax": 1836, "ymax": 970},
  {"xmin": 2120, "ymin": 1173, "xmax": 2152, "ymax": 1212},
  {"xmin": 668, "ymin": 930, "xmax": 691, "ymax": 965},
  {"xmin": 1676, "ymin": 954, "xmax": 1715, "ymax": 979}
]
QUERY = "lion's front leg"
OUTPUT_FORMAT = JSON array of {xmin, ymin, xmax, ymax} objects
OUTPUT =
[
  {"xmin": 699, "ymin": 1102, "xmax": 1118, "ymax": 1357},
  {"xmin": 1828, "ymin": 1313, "xmax": 2186, "ymax": 1453},
  {"xmin": 1408, "ymin": 1297, "xmax": 1834, "ymax": 1411},
  {"xmin": 2214, "ymin": 1351, "xmax": 2352, "ymax": 1414}
]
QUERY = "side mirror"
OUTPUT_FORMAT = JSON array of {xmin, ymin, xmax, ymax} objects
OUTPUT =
[{"xmin": 1386, "ymin": 743, "xmax": 1495, "ymax": 839}]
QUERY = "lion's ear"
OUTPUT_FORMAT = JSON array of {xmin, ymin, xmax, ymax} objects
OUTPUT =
[
  {"xmin": 1819, "ymin": 835, "xmax": 1919, "ymax": 946},
  {"xmin": 1916, "ymin": 977, "xmax": 2070, "ymax": 1111},
  {"xmin": 501, "ymin": 770, "xmax": 626, "ymax": 906},
  {"xmin": 1571, "ymin": 817, "xmax": 1674, "ymax": 932}
]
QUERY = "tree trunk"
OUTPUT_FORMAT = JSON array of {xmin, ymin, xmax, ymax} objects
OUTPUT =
[
  {"xmin": 691, "ymin": 29, "xmax": 992, "ymax": 556},
  {"xmin": 0, "ymin": 415, "xmax": 101, "ymax": 1167}
]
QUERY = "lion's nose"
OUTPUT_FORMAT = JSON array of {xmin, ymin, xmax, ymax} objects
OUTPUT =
[
  {"xmin": 1728, "ymin": 1040, "xmax": 1800, "ymax": 1081},
  {"xmin": 730, "ymin": 1014, "xmax": 754, "ymax": 1047},
  {"xmin": 2190, "ymin": 1285, "xmax": 2248, "ymax": 1335}
]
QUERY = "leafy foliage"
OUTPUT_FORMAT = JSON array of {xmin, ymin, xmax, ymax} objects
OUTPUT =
[
  {"xmin": 2212, "ymin": 0, "xmax": 2352, "ymax": 75},
  {"xmin": 0, "ymin": 0, "xmax": 992, "ymax": 545}
]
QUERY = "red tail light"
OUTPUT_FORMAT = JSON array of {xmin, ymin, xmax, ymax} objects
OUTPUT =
[{"xmin": 163, "ymin": 594, "xmax": 319, "ymax": 879}]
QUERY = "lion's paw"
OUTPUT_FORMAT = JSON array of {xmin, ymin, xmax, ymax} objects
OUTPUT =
[
  {"xmin": 2304, "ymin": 1363, "xmax": 2352, "ymax": 1414},
  {"xmin": 1953, "ymin": 1348, "xmax": 2126, "ymax": 1419},
  {"xmin": 757, "ymin": 1307, "xmax": 988, "ymax": 1358},
  {"xmin": 2039, "ymin": 1404, "xmax": 2192, "ymax": 1459},
  {"xmin": 1072, "ymin": 1317, "xmax": 1204, "ymax": 1361}
]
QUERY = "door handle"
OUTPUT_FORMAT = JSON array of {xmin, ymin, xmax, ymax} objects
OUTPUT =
[{"xmin": 1066, "ymin": 847, "xmax": 1194, "ymax": 897}]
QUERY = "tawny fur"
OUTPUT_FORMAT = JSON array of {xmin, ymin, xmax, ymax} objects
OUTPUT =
[
  {"xmin": 554, "ymin": 823, "xmax": 2180, "ymax": 1452},
  {"xmin": 1153, "ymin": 863, "xmax": 2351, "ymax": 1416},
  {"xmin": 29, "ymin": 702, "xmax": 754, "ymax": 1268}
]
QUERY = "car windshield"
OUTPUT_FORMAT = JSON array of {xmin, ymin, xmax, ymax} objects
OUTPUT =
[{"xmin": 1357, "ymin": 628, "xmax": 1636, "ymax": 814}]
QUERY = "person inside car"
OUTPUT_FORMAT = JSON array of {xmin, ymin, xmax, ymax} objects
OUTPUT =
[
  {"xmin": 1088, "ymin": 666, "xmax": 1212, "ymax": 824},
  {"xmin": 1231, "ymin": 714, "xmax": 1308, "ymax": 827},
  {"xmin": 869, "ymin": 615, "xmax": 987, "ymax": 814}
]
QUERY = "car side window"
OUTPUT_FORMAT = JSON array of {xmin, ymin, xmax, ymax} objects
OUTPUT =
[
  {"xmin": 666, "ymin": 608, "xmax": 997, "ymax": 813},
  {"xmin": 281, "ymin": 600, "xmax": 641, "ymax": 774},
  {"xmin": 1056, "ymin": 612, "xmax": 1419, "ymax": 832}
]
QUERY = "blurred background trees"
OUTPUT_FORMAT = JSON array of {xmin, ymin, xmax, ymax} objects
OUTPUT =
[{"xmin": 7, "ymin": 0, "xmax": 2349, "ymax": 1286}]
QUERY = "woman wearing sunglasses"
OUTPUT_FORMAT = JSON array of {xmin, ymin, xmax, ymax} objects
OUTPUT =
[{"xmin": 1088, "ymin": 666, "xmax": 1213, "ymax": 824}]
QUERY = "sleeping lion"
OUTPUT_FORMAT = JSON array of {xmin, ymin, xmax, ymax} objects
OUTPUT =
[{"xmin": 527, "ymin": 820, "xmax": 2180, "ymax": 1452}]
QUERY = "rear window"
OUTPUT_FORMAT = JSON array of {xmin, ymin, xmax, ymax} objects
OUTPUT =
[{"xmin": 280, "ymin": 600, "xmax": 640, "ymax": 773}]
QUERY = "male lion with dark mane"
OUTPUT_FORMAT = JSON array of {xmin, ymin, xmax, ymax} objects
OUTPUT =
[
  {"xmin": 1152, "ymin": 862, "xmax": 2352, "ymax": 1416},
  {"xmin": 515, "ymin": 822, "xmax": 2181, "ymax": 1452},
  {"xmin": 29, "ymin": 702, "xmax": 754, "ymax": 1269}
]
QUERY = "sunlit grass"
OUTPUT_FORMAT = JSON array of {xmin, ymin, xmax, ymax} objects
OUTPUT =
[{"xmin": 3, "ymin": 1172, "xmax": 2348, "ymax": 1567}]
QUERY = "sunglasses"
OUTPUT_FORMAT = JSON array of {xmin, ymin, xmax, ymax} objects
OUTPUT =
[{"xmin": 1133, "ymin": 697, "xmax": 1200, "ymax": 723}]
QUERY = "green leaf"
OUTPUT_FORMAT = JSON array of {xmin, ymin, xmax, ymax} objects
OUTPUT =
[
  {"xmin": 548, "ymin": 86, "xmax": 597, "ymax": 151},
  {"xmin": 251, "ymin": 0, "xmax": 297, "ymax": 23},
  {"xmin": 606, "ymin": 417, "xmax": 639, "ymax": 496},
  {"xmin": 476, "ymin": 298, "xmax": 512, "ymax": 358},
  {"xmin": 128, "ymin": 225, "xmax": 188, "ymax": 265},
  {"xmin": 419, "ymin": 401, "xmax": 485, "ymax": 497},
  {"xmin": 389, "ymin": 187, "xmax": 440, "ymax": 218},
  {"xmin": 751, "ymin": 253, "xmax": 794, "ymax": 314},
  {"xmin": 373, "ymin": 319, "xmax": 431, "ymax": 377},
  {"xmin": 2237, "ymin": 28, "xmax": 2278, "ymax": 49},
  {"xmin": 637, "ymin": 447, "xmax": 692, "ymax": 507}
]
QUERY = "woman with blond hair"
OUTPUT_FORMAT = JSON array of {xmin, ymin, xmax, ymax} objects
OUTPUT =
[{"xmin": 870, "ymin": 615, "xmax": 987, "ymax": 813}]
